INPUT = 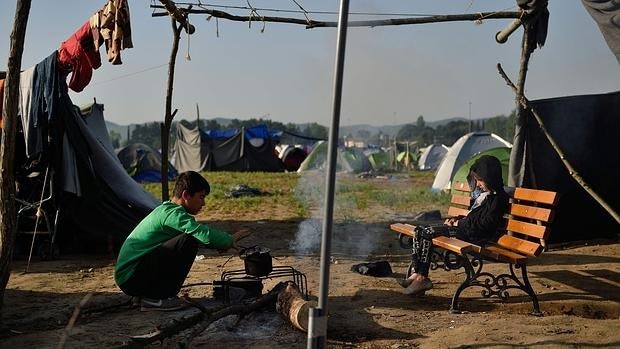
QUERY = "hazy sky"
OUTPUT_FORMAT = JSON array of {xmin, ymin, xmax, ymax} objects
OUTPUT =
[{"xmin": 1, "ymin": 1, "xmax": 619, "ymax": 126}]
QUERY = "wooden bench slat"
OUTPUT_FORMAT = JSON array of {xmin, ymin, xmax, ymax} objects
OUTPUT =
[
  {"xmin": 447, "ymin": 206, "xmax": 469, "ymax": 217},
  {"xmin": 451, "ymin": 194, "xmax": 470, "ymax": 206},
  {"xmin": 496, "ymin": 234, "xmax": 543, "ymax": 257},
  {"xmin": 509, "ymin": 203, "xmax": 554, "ymax": 222},
  {"xmin": 506, "ymin": 219, "xmax": 548, "ymax": 239},
  {"xmin": 432, "ymin": 236, "xmax": 481, "ymax": 254},
  {"xmin": 451, "ymin": 181, "xmax": 470, "ymax": 191},
  {"xmin": 389, "ymin": 223, "xmax": 415, "ymax": 237},
  {"xmin": 513, "ymin": 187, "xmax": 559, "ymax": 205},
  {"xmin": 480, "ymin": 245, "xmax": 529, "ymax": 264}
]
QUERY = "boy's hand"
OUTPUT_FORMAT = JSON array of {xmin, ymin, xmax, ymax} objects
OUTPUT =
[{"xmin": 230, "ymin": 228, "xmax": 252, "ymax": 251}]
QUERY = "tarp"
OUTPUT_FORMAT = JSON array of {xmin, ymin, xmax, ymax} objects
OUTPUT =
[
  {"xmin": 18, "ymin": 96, "xmax": 159, "ymax": 250},
  {"xmin": 418, "ymin": 144, "xmax": 449, "ymax": 171},
  {"xmin": 513, "ymin": 90, "xmax": 620, "ymax": 242},
  {"xmin": 581, "ymin": 0, "xmax": 620, "ymax": 63},
  {"xmin": 173, "ymin": 123, "xmax": 284, "ymax": 172},
  {"xmin": 297, "ymin": 141, "xmax": 372, "ymax": 173},
  {"xmin": 116, "ymin": 143, "xmax": 178, "ymax": 182},
  {"xmin": 451, "ymin": 147, "xmax": 511, "ymax": 193},
  {"xmin": 432, "ymin": 132, "xmax": 512, "ymax": 191}
]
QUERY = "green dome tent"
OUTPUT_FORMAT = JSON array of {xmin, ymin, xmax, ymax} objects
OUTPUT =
[
  {"xmin": 451, "ymin": 147, "xmax": 511, "ymax": 193},
  {"xmin": 297, "ymin": 141, "xmax": 372, "ymax": 173}
]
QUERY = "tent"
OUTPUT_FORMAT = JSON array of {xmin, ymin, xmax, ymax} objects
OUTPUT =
[
  {"xmin": 173, "ymin": 123, "xmax": 284, "ymax": 172},
  {"xmin": 277, "ymin": 144, "xmax": 308, "ymax": 172},
  {"xmin": 418, "ymin": 143, "xmax": 449, "ymax": 171},
  {"xmin": 396, "ymin": 150, "xmax": 417, "ymax": 170},
  {"xmin": 15, "ymin": 93, "xmax": 158, "ymax": 252},
  {"xmin": 116, "ymin": 143, "xmax": 178, "ymax": 183},
  {"xmin": 432, "ymin": 132, "xmax": 512, "ymax": 191},
  {"xmin": 451, "ymin": 147, "xmax": 511, "ymax": 193},
  {"xmin": 297, "ymin": 141, "xmax": 372, "ymax": 173},
  {"xmin": 366, "ymin": 151, "xmax": 393, "ymax": 172}
]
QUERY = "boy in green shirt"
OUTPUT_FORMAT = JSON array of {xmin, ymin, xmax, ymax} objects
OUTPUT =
[{"xmin": 115, "ymin": 171, "xmax": 250, "ymax": 311}]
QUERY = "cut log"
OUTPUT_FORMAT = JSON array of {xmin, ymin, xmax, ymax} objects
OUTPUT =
[{"xmin": 276, "ymin": 282, "xmax": 310, "ymax": 332}]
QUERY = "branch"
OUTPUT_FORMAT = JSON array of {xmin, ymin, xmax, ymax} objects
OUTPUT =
[
  {"xmin": 157, "ymin": 0, "xmax": 195, "ymax": 34},
  {"xmin": 116, "ymin": 282, "xmax": 288, "ymax": 349},
  {"xmin": 497, "ymin": 63, "xmax": 620, "ymax": 224},
  {"xmin": 150, "ymin": 5, "xmax": 521, "ymax": 29}
]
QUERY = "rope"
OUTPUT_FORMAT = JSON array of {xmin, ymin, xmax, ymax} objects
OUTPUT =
[{"xmin": 25, "ymin": 166, "xmax": 50, "ymax": 273}]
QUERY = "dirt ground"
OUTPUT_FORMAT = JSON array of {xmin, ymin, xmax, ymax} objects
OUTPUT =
[{"xmin": 2, "ymin": 183, "xmax": 620, "ymax": 348}]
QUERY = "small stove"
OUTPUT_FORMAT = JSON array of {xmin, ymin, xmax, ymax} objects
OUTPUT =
[{"xmin": 218, "ymin": 265, "xmax": 308, "ymax": 303}]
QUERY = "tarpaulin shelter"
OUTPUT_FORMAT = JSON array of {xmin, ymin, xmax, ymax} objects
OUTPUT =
[
  {"xmin": 172, "ymin": 122, "xmax": 284, "ymax": 172},
  {"xmin": 13, "ymin": 76, "xmax": 158, "ymax": 251},
  {"xmin": 512, "ymin": 91, "xmax": 620, "ymax": 242},
  {"xmin": 117, "ymin": 143, "xmax": 178, "ymax": 183},
  {"xmin": 432, "ymin": 132, "xmax": 512, "ymax": 191}
]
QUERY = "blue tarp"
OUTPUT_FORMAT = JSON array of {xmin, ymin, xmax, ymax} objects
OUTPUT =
[{"xmin": 200, "ymin": 124, "xmax": 282, "ymax": 140}]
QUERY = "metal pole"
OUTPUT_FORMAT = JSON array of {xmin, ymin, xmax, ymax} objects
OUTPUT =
[{"xmin": 307, "ymin": 0, "xmax": 349, "ymax": 348}]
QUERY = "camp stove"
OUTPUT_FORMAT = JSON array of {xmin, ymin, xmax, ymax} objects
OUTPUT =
[{"xmin": 217, "ymin": 265, "xmax": 308, "ymax": 304}]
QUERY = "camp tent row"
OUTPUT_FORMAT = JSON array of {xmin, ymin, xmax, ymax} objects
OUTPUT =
[{"xmin": 172, "ymin": 123, "xmax": 284, "ymax": 173}]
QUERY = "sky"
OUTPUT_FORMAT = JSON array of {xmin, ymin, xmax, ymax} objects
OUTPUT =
[{"xmin": 1, "ymin": 1, "xmax": 619, "ymax": 127}]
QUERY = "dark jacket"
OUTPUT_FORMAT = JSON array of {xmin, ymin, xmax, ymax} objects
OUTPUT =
[{"xmin": 456, "ymin": 155, "xmax": 509, "ymax": 243}]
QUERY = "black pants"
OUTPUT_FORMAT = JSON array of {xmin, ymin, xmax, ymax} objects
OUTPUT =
[
  {"xmin": 119, "ymin": 234, "xmax": 199, "ymax": 299},
  {"xmin": 410, "ymin": 225, "xmax": 464, "ymax": 277}
]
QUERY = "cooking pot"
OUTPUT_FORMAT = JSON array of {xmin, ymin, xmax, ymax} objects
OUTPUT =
[{"xmin": 239, "ymin": 246, "xmax": 272, "ymax": 277}]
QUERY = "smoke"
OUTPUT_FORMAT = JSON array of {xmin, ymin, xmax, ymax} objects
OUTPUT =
[{"xmin": 290, "ymin": 170, "xmax": 387, "ymax": 257}]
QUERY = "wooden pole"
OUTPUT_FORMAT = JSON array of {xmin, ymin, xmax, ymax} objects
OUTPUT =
[
  {"xmin": 0, "ymin": 0, "xmax": 32, "ymax": 316},
  {"xmin": 161, "ymin": 17, "xmax": 183, "ymax": 201},
  {"xmin": 150, "ymin": 6, "xmax": 521, "ymax": 29}
]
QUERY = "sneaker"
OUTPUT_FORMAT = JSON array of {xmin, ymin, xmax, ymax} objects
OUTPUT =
[
  {"xmin": 396, "ymin": 278, "xmax": 413, "ymax": 288},
  {"xmin": 140, "ymin": 297, "xmax": 185, "ymax": 312},
  {"xmin": 403, "ymin": 278, "xmax": 433, "ymax": 296}
]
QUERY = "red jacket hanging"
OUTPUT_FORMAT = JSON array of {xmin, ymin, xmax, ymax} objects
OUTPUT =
[{"xmin": 58, "ymin": 21, "xmax": 102, "ymax": 92}]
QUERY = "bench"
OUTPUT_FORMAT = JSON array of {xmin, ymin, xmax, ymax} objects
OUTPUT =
[{"xmin": 390, "ymin": 181, "xmax": 559, "ymax": 315}]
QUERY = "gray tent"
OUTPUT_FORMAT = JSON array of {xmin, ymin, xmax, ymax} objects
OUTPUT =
[
  {"xmin": 418, "ymin": 143, "xmax": 449, "ymax": 171},
  {"xmin": 173, "ymin": 123, "xmax": 283, "ymax": 172},
  {"xmin": 432, "ymin": 132, "xmax": 512, "ymax": 191}
]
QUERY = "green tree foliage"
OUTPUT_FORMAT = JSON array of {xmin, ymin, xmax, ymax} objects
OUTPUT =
[
  {"xmin": 396, "ymin": 116, "xmax": 435, "ymax": 146},
  {"xmin": 130, "ymin": 122, "xmax": 162, "ymax": 149},
  {"xmin": 108, "ymin": 130, "xmax": 122, "ymax": 149}
]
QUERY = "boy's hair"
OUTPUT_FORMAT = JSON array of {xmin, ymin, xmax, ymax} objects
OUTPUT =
[{"xmin": 173, "ymin": 171, "xmax": 210, "ymax": 198}]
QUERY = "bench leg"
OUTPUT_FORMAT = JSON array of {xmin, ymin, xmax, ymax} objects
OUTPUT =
[
  {"xmin": 516, "ymin": 264, "xmax": 542, "ymax": 316},
  {"xmin": 449, "ymin": 254, "xmax": 478, "ymax": 314}
]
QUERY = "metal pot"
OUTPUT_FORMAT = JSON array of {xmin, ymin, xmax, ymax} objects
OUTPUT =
[{"xmin": 239, "ymin": 246, "xmax": 272, "ymax": 277}]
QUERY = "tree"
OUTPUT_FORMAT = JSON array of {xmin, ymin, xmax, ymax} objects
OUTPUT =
[
  {"xmin": 108, "ymin": 130, "xmax": 122, "ymax": 149},
  {"xmin": 0, "ymin": 0, "xmax": 31, "ymax": 316}
]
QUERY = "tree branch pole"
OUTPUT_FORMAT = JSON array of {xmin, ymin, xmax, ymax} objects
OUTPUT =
[
  {"xmin": 117, "ymin": 282, "xmax": 288, "ymax": 349},
  {"xmin": 158, "ymin": 0, "xmax": 195, "ymax": 34},
  {"xmin": 150, "ymin": 6, "xmax": 521, "ymax": 28},
  {"xmin": 508, "ymin": 25, "xmax": 533, "ymax": 188},
  {"xmin": 161, "ymin": 17, "xmax": 183, "ymax": 201},
  {"xmin": 497, "ymin": 63, "xmax": 620, "ymax": 224},
  {"xmin": 0, "ymin": 0, "xmax": 31, "ymax": 316}
]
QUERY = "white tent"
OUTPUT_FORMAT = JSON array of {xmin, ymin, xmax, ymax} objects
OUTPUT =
[
  {"xmin": 431, "ymin": 132, "xmax": 512, "ymax": 191},
  {"xmin": 418, "ymin": 143, "xmax": 449, "ymax": 170}
]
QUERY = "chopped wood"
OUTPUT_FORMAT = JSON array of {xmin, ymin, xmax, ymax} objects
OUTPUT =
[
  {"xmin": 276, "ymin": 282, "xmax": 311, "ymax": 332},
  {"xmin": 116, "ymin": 282, "xmax": 289, "ymax": 349}
]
